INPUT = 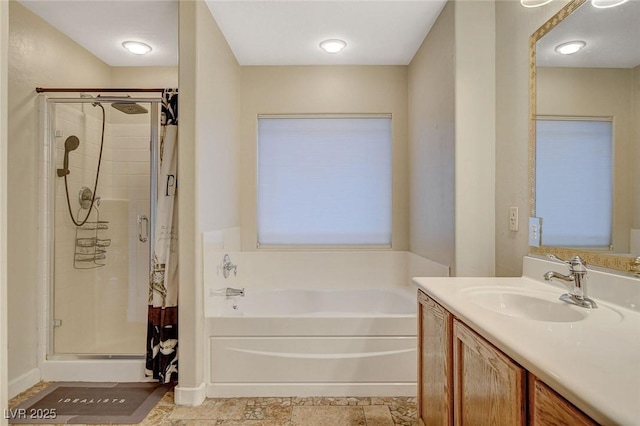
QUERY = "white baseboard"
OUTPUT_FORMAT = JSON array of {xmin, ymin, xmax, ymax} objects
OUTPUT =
[
  {"xmin": 206, "ymin": 382, "xmax": 416, "ymax": 398},
  {"xmin": 8, "ymin": 368, "xmax": 40, "ymax": 399},
  {"xmin": 174, "ymin": 382, "xmax": 206, "ymax": 406}
]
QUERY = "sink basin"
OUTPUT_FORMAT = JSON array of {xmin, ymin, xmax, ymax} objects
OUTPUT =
[
  {"xmin": 460, "ymin": 287, "xmax": 622, "ymax": 323},
  {"xmin": 467, "ymin": 290, "xmax": 586, "ymax": 322}
]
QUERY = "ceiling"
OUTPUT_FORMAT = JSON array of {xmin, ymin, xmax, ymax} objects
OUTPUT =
[
  {"xmin": 205, "ymin": 1, "xmax": 447, "ymax": 66},
  {"xmin": 19, "ymin": 0, "xmax": 179, "ymax": 67},
  {"xmin": 18, "ymin": 0, "xmax": 448, "ymax": 67},
  {"xmin": 536, "ymin": 0, "xmax": 640, "ymax": 68}
]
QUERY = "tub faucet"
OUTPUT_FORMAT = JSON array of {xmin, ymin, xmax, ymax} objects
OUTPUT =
[
  {"xmin": 543, "ymin": 254, "xmax": 597, "ymax": 309},
  {"xmin": 222, "ymin": 254, "xmax": 237, "ymax": 278}
]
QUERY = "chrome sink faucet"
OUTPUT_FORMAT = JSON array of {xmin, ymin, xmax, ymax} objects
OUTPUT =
[{"xmin": 544, "ymin": 254, "xmax": 597, "ymax": 309}]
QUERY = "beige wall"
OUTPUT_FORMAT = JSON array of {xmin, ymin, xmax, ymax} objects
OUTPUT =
[
  {"xmin": 454, "ymin": 0, "xmax": 496, "ymax": 277},
  {"xmin": 177, "ymin": 0, "xmax": 241, "ymax": 401},
  {"xmin": 7, "ymin": 1, "xmax": 112, "ymax": 385},
  {"xmin": 239, "ymin": 66, "xmax": 409, "ymax": 251},
  {"xmin": 495, "ymin": 0, "xmax": 568, "ymax": 276},
  {"xmin": 1, "ymin": 0, "xmax": 9, "ymax": 420},
  {"xmin": 7, "ymin": 1, "xmax": 178, "ymax": 393},
  {"xmin": 634, "ymin": 65, "xmax": 640, "ymax": 229},
  {"xmin": 177, "ymin": 0, "xmax": 200, "ymax": 400},
  {"xmin": 111, "ymin": 67, "xmax": 178, "ymax": 89},
  {"xmin": 408, "ymin": 0, "xmax": 496, "ymax": 277},
  {"xmin": 537, "ymin": 67, "xmax": 634, "ymax": 252},
  {"xmin": 408, "ymin": 2, "xmax": 455, "ymax": 270},
  {"xmin": 196, "ymin": 9, "xmax": 240, "ymax": 234}
]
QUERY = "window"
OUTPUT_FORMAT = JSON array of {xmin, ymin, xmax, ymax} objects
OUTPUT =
[
  {"xmin": 535, "ymin": 117, "xmax": 612, "ymax": 248},
  {"xmin": 257, "ymin": 115, "xmax": 392, "ymax": 246}
]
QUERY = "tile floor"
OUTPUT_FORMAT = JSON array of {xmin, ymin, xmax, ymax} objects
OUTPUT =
[{"xmin": 9, "ymin": 382, "xmax": 418, "ymax": 425}]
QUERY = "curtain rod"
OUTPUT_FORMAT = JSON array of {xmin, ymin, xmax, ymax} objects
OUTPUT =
[{"xmin": 36, "ymin": 87, "xmax": 167, "ymax": 93}]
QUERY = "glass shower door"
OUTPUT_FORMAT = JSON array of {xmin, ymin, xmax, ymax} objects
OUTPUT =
[{"xmin": 49, "ymin": 99, "xmax": 154, "ymax": 356}]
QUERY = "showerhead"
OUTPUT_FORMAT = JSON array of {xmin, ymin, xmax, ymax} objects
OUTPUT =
[
  {"xmin": 111, "ymin": 102, "xmax": 148, "ymax": 115},
  {"xmin": 91, "ymin": 95, "xmax": 148, "ymax": 114},
  {"xmin": 57, "ymin": 135, "xmax": 80, "ymax": 177},
  {"xmin": 65, "ymin": 135, "xmax": 80, "ymax": 151}
]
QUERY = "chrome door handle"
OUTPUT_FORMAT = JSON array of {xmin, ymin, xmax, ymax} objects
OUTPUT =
[{"xmin": 137, "ymin": 214, "xmax": 149, "ymax": 243}]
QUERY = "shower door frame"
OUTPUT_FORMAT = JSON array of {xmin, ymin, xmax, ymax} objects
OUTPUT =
[{"xmin": 41, "ymin": 96, "xmax": 161, "ymax": 360}]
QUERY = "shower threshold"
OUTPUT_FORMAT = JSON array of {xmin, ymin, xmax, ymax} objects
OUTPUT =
[
  {"xmin": 41, "ymin": 357, "xmax": 150, "ymax": 383},
  {"xmin": 47, "ymin": 354, "xmax": 145, "ymax": 361}
]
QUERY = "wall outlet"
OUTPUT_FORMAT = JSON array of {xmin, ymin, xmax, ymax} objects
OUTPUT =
[
  {"xmin": 509, "ymin": 207, "xmax": 519, "ymax": 231},
  {"xmin": 529, "ymin": 217, "xmax": 542, "ymax": 247}
]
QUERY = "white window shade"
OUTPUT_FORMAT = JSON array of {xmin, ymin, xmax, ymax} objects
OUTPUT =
[
  {"xmin": 257, "ymin": 116, "xmax": 392, "ymax": 246},
  {"xmin": 535, "ymin": 119, "xmax": 612, "ymax": 247}
]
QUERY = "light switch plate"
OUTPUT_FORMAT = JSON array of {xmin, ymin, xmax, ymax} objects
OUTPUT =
[{"xmin": 509, "ymin": 207, "xmax": 519, "ymax": 231}]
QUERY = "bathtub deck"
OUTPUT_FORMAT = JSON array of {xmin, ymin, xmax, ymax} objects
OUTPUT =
[{"xmin": 10, "ymin": 382, "xmax": 418, "ymax": 425}]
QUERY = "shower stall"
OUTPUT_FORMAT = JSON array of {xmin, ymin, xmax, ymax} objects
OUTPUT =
[{"xmin": 38, "ymin": 92, "xmax": 162, "ymax": 378}]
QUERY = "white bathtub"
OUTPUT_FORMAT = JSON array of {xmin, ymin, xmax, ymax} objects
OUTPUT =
[{"xmin": 205, "ymin": 288, "xmax": 417, "ymax": 397}]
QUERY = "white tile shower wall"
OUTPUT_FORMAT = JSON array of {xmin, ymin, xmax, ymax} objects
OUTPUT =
[
  {"xmin": 46, "ymin": 104, "xmax": 149, "ymax": 355},
  {"xmin": 109, "ymin": 122, "xmax": 150, "ymax": 328},
  {"xmin": 92, "ymin": 199, "xmax": 146, "ymax": 353},
  {"xmin": 52, "ymin": 104, "xmax": 101, "ymax": 353},
  {"xmin": 93, "ymin": 119, "xmax": 149, "ymax": 352}
]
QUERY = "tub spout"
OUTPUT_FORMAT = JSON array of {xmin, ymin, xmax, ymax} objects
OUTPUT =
[
  {"xmin": 225, "ymin": 287, "xmax": 245, "ymax": 297},
  {"xmin": 210, "ymin": 287, "xmax": 245, "ymax": 298}
]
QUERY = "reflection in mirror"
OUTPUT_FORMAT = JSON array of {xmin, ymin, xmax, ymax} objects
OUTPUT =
[
  {"xmin": 536, "ymin": 117, "xmax": 613, "ymax": 247},
  {"xmin": 529, "ymin": 0, "xmax": 640, "ymax": 273}
]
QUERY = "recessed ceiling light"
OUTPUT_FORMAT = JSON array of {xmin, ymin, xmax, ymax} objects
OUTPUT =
[
  {"xmin": 122, "ymin": 41, "xmax": 152, "ymax": 55},
  {"xmin": 319, "ymin": 39, "xmax": 347, "ymax": 54},
  {"xmin": 591, "ymin": 0, "xmax": 629, "ymax": 8},
  {"xmin": 520, "ymin": 0, "xmax": 554, "ymax": 7},
  {"xmin": 555, "ymin": 40, "xmax": 586, "ymax": 55}
]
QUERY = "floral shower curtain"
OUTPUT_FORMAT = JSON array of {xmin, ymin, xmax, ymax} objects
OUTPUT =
[{"xmin": 146, "ymin": 89, "xmax": 179, "ymax": 383}]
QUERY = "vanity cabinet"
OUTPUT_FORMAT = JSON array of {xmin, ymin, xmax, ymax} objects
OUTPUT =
[
  {"xmin": 453, "ymin": 320, "xmax": 526, "ymax": 425},
  {"xmin": 528, "ymin": 375, "xmax": 597, "ymax": 426},
  {"xmin": 417, "ymin": 290, "xmax": 453, "ymax": 425},
  {"xmin": 418, "ymin": 290, "xmax": 597, "ymax": 426}
]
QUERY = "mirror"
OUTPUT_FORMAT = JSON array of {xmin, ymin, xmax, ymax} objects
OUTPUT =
[{"xmin": 529, "ymin": 0, "xmax": 640, "ymax": 273}]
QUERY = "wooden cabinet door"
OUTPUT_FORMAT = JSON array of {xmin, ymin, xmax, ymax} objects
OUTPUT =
[
  {"xmin": 418, "ymin": 290, "xmax": 453, "ymax": 426},
  {"xmin": 453, "ymin": 320, "xmax": 526, "ymax": 426},
  {"xmin": 529, "ymin": 374, "xmax": 598, "ymax": 426}
]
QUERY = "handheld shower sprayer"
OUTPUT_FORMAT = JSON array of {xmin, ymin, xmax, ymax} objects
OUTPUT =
[
  {"xmin": 57, "ymin": 135, "xmax": 80, "ymax": 177},
  {"xmin": 58, "ymin": 94, "xmax": 144, "ymax": 228},
  {"xmin": 59, "ymin": 101, "xmax": 105, "ymax": 227}
]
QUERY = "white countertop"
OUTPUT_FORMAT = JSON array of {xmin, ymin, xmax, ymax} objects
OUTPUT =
[{"xmin": 412, "ymin": 274, "xmax": 640, "ymax": 426}]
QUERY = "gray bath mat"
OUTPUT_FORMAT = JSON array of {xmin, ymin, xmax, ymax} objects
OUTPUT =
[{"xmin": 8, "ymin": 382, "xmax": 170, "ymax": 424}]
